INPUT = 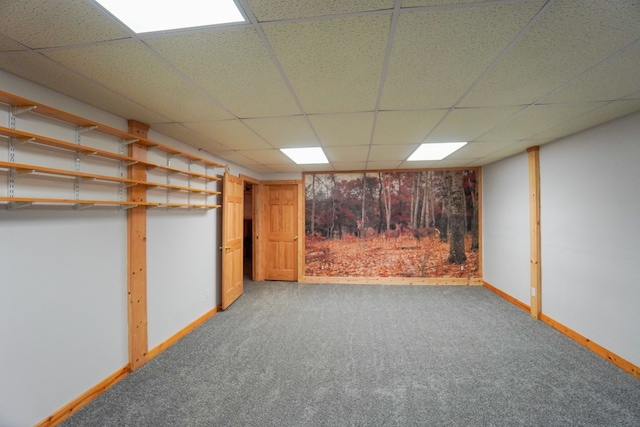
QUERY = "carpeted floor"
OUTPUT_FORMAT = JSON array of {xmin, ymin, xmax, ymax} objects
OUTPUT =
[{"xmin": 62, "ymin": 281, "xmax": 640, "ymax": 426}]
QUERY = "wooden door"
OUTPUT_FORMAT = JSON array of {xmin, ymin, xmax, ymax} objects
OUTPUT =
[
  {"xmin": 265, "ymin": 184, "xmax": 298, "ymax": 281},
  {"xmin": 221, "ymin": 173, "xmax": 244, "ymax": 310}
]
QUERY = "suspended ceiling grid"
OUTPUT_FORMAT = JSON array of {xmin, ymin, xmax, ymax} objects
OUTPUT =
[{"xmin": 0, "ymin": 0, "xmax": 638, "ymax": 173}]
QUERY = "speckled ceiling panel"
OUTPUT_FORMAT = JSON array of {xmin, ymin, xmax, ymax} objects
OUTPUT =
[
  {"xmin": 380, "ymin": 1, "xmax": 545, "ymax": 110},
  {"xmin": 145, "ymin": 28, "xmax": 301, "ymax": 118},
  {"xmin": 237, "ymin": 149, "xmax": 292, "ymax": 164},
  {"xmin": 324, "ymin": 145, "xmax": 370, "ymax": 163},
  {"xmin": 372, "ymin": 110, "xmax": 447, "ymax": 146},
  {"xmin": 402, "ymin": 0, "xmax": 488, "ymax": 6},
  {"xmin": 532, "ymin": 99, "xmax": 640, "ymax": 140},
  {"xmin": 0, "ymin": 51, "xmax": 170, "ymax": 124},
  {"xmin": 541, "ymin": 43, "xmax": 640, "ymax": 104},
  {"xmin": 308, "ymin": 113, "xmax": 375, "ymax": 147},
  {"xmin": 247, "ymin": 0, "xmax": 394, "ymax": 22},
  {"xmin": 426, "ymin": 106, "xmax": 524, "ymax": 142},
  {"xmin": 0, "ymin": 35, "xmax": 28, "ymax": 52},
  {"xmin": 43, "ymin": 41, "xmax": 233, "ymax": 122},
  {"xmin": 368, "ymin": 144, "xmax": 418, "ymax": 162},
  {"xmin": 242, "ymin": 116, "xmax": 318, "ymax": 148},
  {"xmin": 0, "ymin": 0, "xmax": 128, "ymax": 49},
  {"xmin": 481, "ymin": 103, "xmax": 606, "ymax": 141},
  {"xmin": 460, "ymin": 0, "xmax": 640, "ymax": 107},
  {"xmin": 264, "ymin": 15, "xmax": 390, "ymax": 114},
  {"xmin": 184, "ymin": 120, "xmax": 272, "ymax": 151}
]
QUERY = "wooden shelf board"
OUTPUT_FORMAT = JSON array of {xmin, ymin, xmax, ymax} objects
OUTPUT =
[
  {"xmin": 0, "ymin": 196, "xmax": 158, "ymax": 207},
  {"xmin": 0, "ymin": 90, "xmax": 226, "ymax": 169}
]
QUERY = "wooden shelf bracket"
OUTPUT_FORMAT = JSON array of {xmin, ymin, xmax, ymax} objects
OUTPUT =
[{"xmin": 78, "ymin": 125, "xmax": 98, "ymax": 134}]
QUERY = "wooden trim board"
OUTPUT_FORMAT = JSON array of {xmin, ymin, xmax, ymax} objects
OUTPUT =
[
  {"xmin": 35, "ymin": 365, "xmax": 130, "ymax": 427},
  {"xmin": 148, "ymin": 306, "xmax": 219, "ymax": 360},
  {"xmin": 301, "ymin": 276, "xmax": 483, "ymax": 285},
  {"xmin": 539, "ymin": 314, "xmax": 640, "ymax": 380},
  {"xmin": 483, "ymin": 281, "xmax": 640, "ymax": 380},
  {"xmin": 527, "ymin": 146, "xmax": 542, "ymax": 318},
  {"xmin": 483, "ymin": 281, "xmax": 530, "ymax": 313}
]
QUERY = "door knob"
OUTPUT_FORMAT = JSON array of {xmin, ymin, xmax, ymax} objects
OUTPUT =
[
  {"xmin": 219, "ymin": 245, "xmax": 231, "ymax": 250},
  {"xmin": 294, "ymin": 235, "xmax": 298, "ymax": 241}
]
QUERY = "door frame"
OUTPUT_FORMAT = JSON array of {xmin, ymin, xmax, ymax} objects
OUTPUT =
[
  {"xmin": 240, "ymin": 174, "xmax": 263, "ymax": 282},
  {"xmin": 259, "ymin": 179, "xmax": 305, "ymax": 282}
]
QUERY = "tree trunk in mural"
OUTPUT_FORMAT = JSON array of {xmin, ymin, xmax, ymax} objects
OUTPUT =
[
  {"xmin": 310, "ymin": 174, "xmax": 316, "ymax": 235},
  {"xmin": 467, "ymin": 171, "xmax": 479, "ymax": 252},
  {"xmin": 439, "ymin": 172, "xmax": 450, "ymax": 242},
  {"xmin": 448, "ymin": 170, "xmax": 467, "ymax": 264}
]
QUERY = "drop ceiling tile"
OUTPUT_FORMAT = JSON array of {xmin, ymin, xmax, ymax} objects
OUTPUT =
[
  {"xmin": 0, "ymin": 34, "xmax": 27, "ymax": 52},
  {"xmin": 238, "ymin": 149, "xmax": 291, "ymax": 164},
  {"xmin": 481, "ymin": 103, "xmax": 606, "ymax": 141},
  {"xmin": 145, "ymin": 28, "xmax": 300, "ymax": 118},
  {"xmin": 247, "ymin": 0, "xmax": 394, "ymax": 22},
  {"xmin": 301, "ymin": 164, "xmax": 335, "ymax": 172},
  {"xmin": 445, "ymin": 141, "xmax": 515, "ymax": 159},
  {"xmin": 332, "ymin": 162, "xmax": 368, "ymax": 171},
  {"xmin": 541, "ymin": 43, "xmax": 640, "ymax": 104},
  {"xmin": 0, "ymin": 51, "xmax": 170, "ymax": 124},
  {"xmin": 623, "ymin": 90, "xmax": 640, "ymax": 100},
  {"xmin": 324, "ymin": 145, "xmax": 370, "ymax": 163},
  {"xmin": 532, "ymin": 99, "xmax": 640, "ymax": 140},
  {"xmin": 263, "ymin": 163, "xmax": 304, "ymax": 173},
  {"xmin": 0, "ymin": 0, "xmax": 128, "ymax": 49},
  {"xmin": 264, "ymin": 15, "xmax": 390, "ymax": 113},
  {"xmin": 403, "ymin": 0, "xmax": 488, "ymax": 6},
  {"xmin": 486, "ymin": 140, "xmax": 541, "ymax": 160},
  {"xmin": 433, "ymin": 159, "xmax": 478, "ymax": 168},
  {"xmin": 215, "ymin": 151, "xmax": 259, "ymax": 166},
  {"xmin": 397, "ymin": 160, "xmax": 441, "ymax": 169},
  {"xmin": 380, "ymin": 1, "xmax": 545, "ymax": 110},
  {"xmin": 372, "ymin": 110, "xmax": 447, "ymax": 145},
  {"xmin": 367, "ymin": 160, "xmax": 404, "ymax": 170},
  {"xmin": 44, "ymin": 41, "xmax": 233, "ymax": 122},
  {"xmin": 460, "ymin": 0, "xmax": 640, "ymax": 107},
  {"xmin": 309, "ymin": 113, "xmax": 375, "ymax": 146},
  {"xmin": 368, "ymin": 144, "xmax": 417, "ymax": 162},
  {"xmin": 151, "ymin": 123, "xmax": 231, "ymax": 154},
  {"xmin": 185, "ymin": 120, "xmax": 272, "ymax": 150},
  {"xmin": 426, "ymin": 106, "xmax": 525, "ymax": 143},
  {"xmin": 242, "ymin": 116, "xmax": 318, "ymax": 148}
]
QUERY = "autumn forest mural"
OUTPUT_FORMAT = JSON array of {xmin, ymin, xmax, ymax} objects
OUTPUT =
[{"xmin": 304, "ymin": 170, "xmax": 480, "ymax": 279}]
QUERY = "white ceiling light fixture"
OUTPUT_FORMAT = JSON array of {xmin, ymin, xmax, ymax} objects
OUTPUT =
[
  {"xmin": 281, "ymin": 147, "xmax": 329, "ymax": 165},
  {"xmin": 407, "ymin": 142, "xmax": 467, "ymax": 161},
  {"xmin": 93, "ymin": 0, "xmax": 245, "ymax": 34}
]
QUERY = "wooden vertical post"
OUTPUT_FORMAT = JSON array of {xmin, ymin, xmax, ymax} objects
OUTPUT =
[
  {"xmin": 127, "ymin": 120, "xmax": 149, "ymax": 370},
  {"xmin": 528, "ymin": 146, "xmax": 541, "ymax": 319}
]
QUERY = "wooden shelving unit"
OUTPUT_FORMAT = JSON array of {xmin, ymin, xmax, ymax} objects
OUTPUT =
[{"xmin": 0, "ymin": 90, "xmax": 224, "ymax": 210}]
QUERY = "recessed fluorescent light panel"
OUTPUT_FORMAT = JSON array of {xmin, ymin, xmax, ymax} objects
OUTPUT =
[
  {"xmin": 407, "ymin": 142, "xmax": 467, "ymax": 161},
  {"xmin": 281, "ymin": 147, "xmax": 329, "ymax": 165},
  {"xmin": 94, "ymin": 0, "xmax": 245, "ymax": 33}
]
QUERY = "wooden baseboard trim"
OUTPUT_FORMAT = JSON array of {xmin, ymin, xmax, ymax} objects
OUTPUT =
[
  {"xmin": 148, "ymin": 306, "xmax": 219, "ymax": 361},
  {"xmin": 36, "ymin": 364, "xmax": 130, "ymax": 427},
  {"xmin": 539, "ymin": 313, "xmax": 640, "ymax": 380},
  {"xmin": 483, "ymin": 281, "xmax": 639, "ymax": 380},
  {"xmin": 301, "ymin": 276, "xmax": 483, "ymax": 286},
  {"xmin": 482, "ymin": 281, "xmax": 530, "ymax": 313}
]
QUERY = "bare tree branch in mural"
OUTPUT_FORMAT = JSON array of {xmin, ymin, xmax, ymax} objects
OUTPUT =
[{"xmin": 448, "ymin": 170, "xmax": 467, "ymax": 264}]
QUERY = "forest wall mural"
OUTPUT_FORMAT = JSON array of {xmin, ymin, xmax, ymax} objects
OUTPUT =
[{"xmin": 304, "ymin": 169, "xmax": 480, "ymax": 281}]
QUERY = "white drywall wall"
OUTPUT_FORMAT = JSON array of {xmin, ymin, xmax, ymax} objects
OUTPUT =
[{"xmin": 482, "ymin": 151, "xmax": 530, "ymax": 304}]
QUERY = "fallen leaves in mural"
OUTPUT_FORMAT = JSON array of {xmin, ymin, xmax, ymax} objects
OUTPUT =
[{"xmin": 305, "ymin": 235, "xmax": 479, "ymax": 278}]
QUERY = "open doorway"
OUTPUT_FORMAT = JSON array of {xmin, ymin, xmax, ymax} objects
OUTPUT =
[{"xmin": 243, "ymin": 182, "xmax": 254, "ymax": 280}]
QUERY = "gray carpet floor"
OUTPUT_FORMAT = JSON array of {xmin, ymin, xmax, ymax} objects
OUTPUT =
[{"xmin": 62, "ymin": 281, "xmax": 640, "ymax": 426}]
